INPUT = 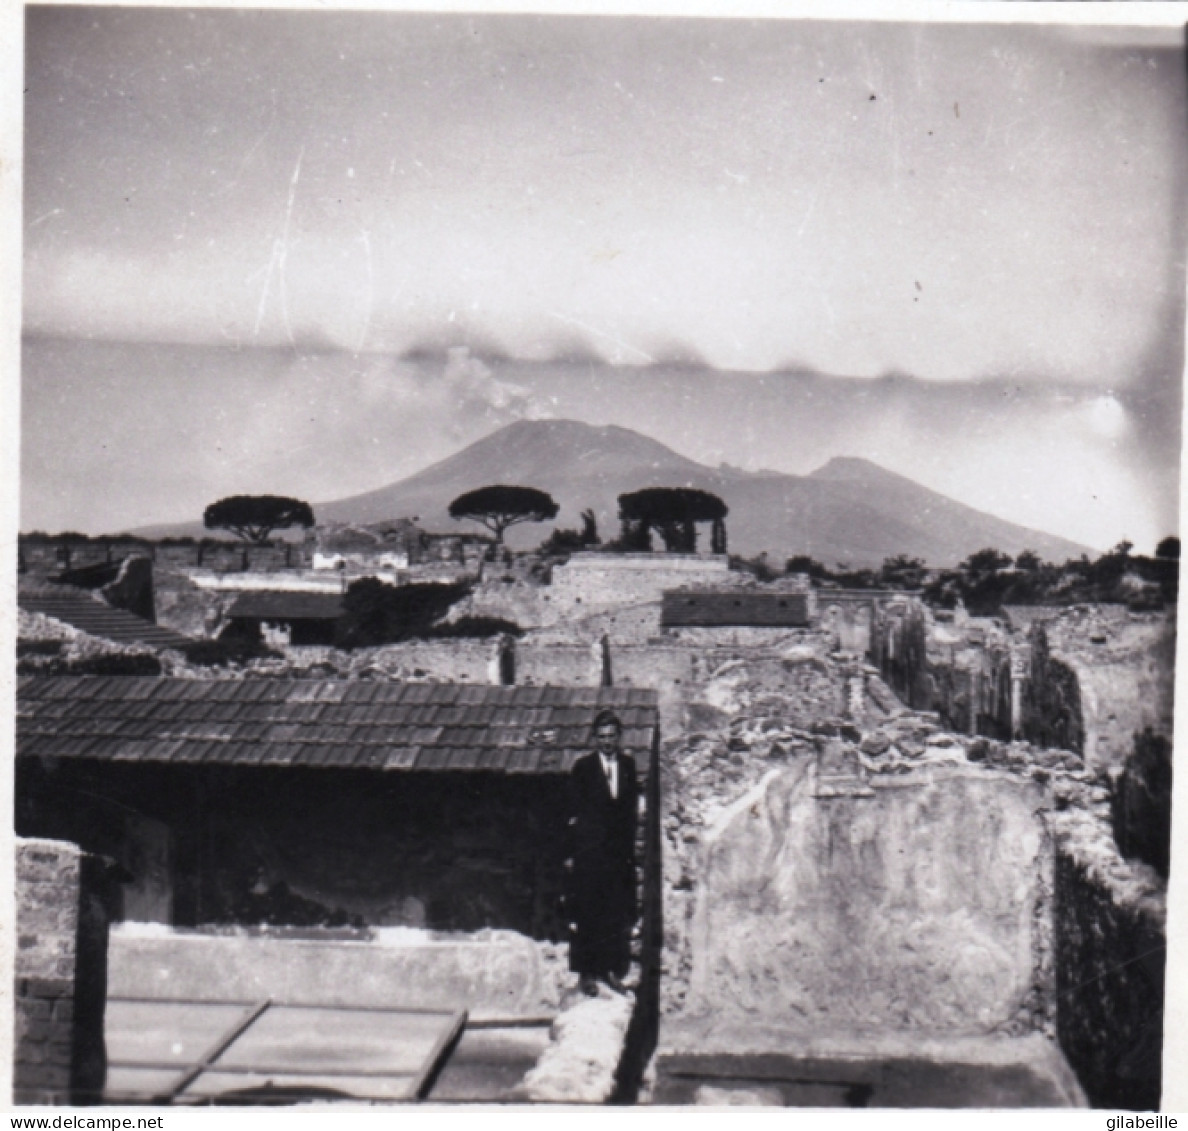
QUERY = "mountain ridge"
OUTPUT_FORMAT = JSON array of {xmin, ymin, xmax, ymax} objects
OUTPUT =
[{"xmin": 228, "ymin": 419, "xmax": 1089, "ymax": 567}]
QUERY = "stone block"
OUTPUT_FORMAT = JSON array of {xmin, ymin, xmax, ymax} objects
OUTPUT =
[
  {"xmin": 19, "ymin": 976, "xmax": 72, "ymax": 1000},
  {"xmin": 17, "ymin": 848, "xmax": 81, "ymax": 886},
  {"xmin": 14, "ymin": 1062, "xmax": 71, "ymax": 1089},
  {"xmin": 18, "ymin": 1019, "xmax": 60, "ymax": 1044},
  {"xmin": 19, "ymin": 998, "xmax": 53, "ymax": 1021}
]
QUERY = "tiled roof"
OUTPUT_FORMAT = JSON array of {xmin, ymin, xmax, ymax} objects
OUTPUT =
[
  {"xmin": 228, "ymin": 592, "xmax": 345, "ymax": 621},
  {"xmin": 19, "ymin": 591, "xmax": 193, "ymax": 651},
  {"xmin": 16, "ymin": 678, "xmax": 659, "ymax": 775},
  {"xmin": 661, "ymin": 589, "xmax": 810, "ymax": 628}
]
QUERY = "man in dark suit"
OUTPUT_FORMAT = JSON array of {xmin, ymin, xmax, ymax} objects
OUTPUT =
[{"xmin": 566, "ymin": 709, "xmax": 639, "ymax": 996}]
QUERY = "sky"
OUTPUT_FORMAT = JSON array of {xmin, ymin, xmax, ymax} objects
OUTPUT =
[{"xmin": 19, "ymin": 8, "xmax": 1187, "ymax": 551}]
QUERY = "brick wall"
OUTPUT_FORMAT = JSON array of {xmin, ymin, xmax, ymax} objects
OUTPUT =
[{"xmin": 14, "ymin": 839, "xmax": 111, "ymax": 1105}]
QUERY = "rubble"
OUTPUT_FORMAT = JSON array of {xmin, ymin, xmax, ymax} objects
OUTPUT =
[
  {"xmin": 511, "ymin": 991, "xmax": 634, "ymax": 1103},
  {"xmin": 657, "ymin": 633, "xmax": 1167, "ymax": 1029}
]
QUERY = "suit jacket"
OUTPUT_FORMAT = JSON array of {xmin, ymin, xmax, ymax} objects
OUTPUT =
[{"xmin": 568, "ymin": 750, "xmax": 639, "ymax": 884}]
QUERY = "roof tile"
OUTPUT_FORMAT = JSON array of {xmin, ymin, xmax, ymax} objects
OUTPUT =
[
  {"xmin": 16, "ymin": 676, "xmax": 658, "ymax": 777},
  {"xmin": 384, "ymin": 746, "xmax": 421, "ymax": 770}
]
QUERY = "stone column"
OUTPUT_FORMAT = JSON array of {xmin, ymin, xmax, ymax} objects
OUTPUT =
[
  {"xmin": 1010, "ymin": 651, "xmax": 1028, "ymax": 739},
  {"xmin": 969, "ymin": 667, "xmax": 980, "ymax": 736},
  {"xmin": 845, "ymin": 667, "xmax": 865, "ymax": 721}
]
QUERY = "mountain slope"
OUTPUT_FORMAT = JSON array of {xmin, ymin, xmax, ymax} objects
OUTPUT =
[{"xmin": 310, "ymin": 419, "xmax": 1089, "ymax": 567}]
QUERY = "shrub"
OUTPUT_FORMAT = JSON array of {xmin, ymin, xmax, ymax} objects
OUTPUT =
[
  {"xmin": 67, "ymin": 652, "xmax": 162, "ymax": 676},
  {"xmin": 337, "ymin": 578, "xmax": 471, "ymax": 648},
  {"xmin": 184, "ymin": 637, "xmax": 278, "ymax": 667},
  {"xmin": 17, "ymin": 639, "xmax": 63, "ymax": 657}
]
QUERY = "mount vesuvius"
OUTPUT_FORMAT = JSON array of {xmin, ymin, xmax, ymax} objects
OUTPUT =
[{"xmin": 305, "ymin": 419, "xmax": 1090, "ymax": 568}]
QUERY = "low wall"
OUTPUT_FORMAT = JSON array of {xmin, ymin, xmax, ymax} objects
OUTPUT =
[
  {"xmin": 14, "ymin": 839, "xmax": 111, "ymax": 1105},
  {"xmin": 682, "ymin": 760, "xmax": 1051, "ymax": 1037},
  {"xmin": 107, "ymin": 926, "xmax": 562, "ymax": 1018},
  {"xmin": 182, "ymin": 569, "xmax": 353, "ymax": 593}
]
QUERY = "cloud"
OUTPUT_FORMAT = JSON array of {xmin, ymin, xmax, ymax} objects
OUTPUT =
[
  {"xmin": 22, "ymin": 13, "xmax": 1186, "ymax": 389},
  {"xmin": 437, "ymin": 347, "xmax": 553, "ymax": 431}
]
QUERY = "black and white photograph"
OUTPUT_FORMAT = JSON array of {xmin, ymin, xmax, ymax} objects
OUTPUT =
[{"xmin": 8, "ymin": 2, "xmax": 1185, "ymax": 1112}]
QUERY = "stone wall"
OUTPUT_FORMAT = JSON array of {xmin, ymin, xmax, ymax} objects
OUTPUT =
[
  {"xmin": 872, "ymin": 601, "xmax": 1176, "ymax": 777},
  {"xmin": 1111, "ymin": 729, "xmax": 1173, "ymax": 878},
  {"xmin": 610, "ymin": 647, "xmax": 701, "ymax": 734},
  {"xmin": 880, "ymin": 607, "xmax": 1018, "ymax": 739},
  {"xmin": 317, "ymin": 637, "xmax": 501, "ymax": 684},
  {"xmin": 153, "ymin": 569, "xmax": 234, "ymax": 638},
  {"xmin": 454, "ymin": 555, "xmax": 765, "ymax": 631},
  {"xmin": 20, "ymin": 538, "xmax": 313, "ymax": 575},
  {"xmin": 95, "ymin": 556, "xmax": 157, "ymax": 623},
  {"xmin": 21, "ymin": 760, "xmax": 574, "ymax": 940},
  {"xmin": 818, "ymin": 595, "xmax": 876, "ymax": 653},
  {"xmin": 1024, "ymin": 623, "xmax": 1085, "ymax": 755},
  {"xmin": 1045, "ymin": 819, "xmax": 1166, "ymax": 1110},
  {"xmin": 14, "ymin": 839, "xmax": 111, "ymax": 1105},
  {"xmin": 516, "ymin": 640, "xmax": 605, "ymax": 687},
  {"xmin": 450, "ymin": 581, "xmax": 560, "ymax": 629},
  {"xmin": 662, "ymin": 625, "xmax": 826, "ymax": 650},
  {"xmin": 526, "ymin": 603, "xmax": 665, "ymax": 646},
  {"xmin": 1036, "ymin": 607, "xmax": 1175, "ymax": 772},
  {"xmin": 681, "ymin": 761, "xmax": 1050, "ymax": 1035},
  {"xmin": 550, "ymin": 553, "xmax": 731, "ymax": 601}
]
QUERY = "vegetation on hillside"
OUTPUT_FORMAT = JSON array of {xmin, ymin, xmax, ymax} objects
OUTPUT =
[
  {"xmin": 540, "ymin": 508, "xmax": 600, "ymax": 554},
  {"xmin": 767, "ymin": 541, "xmax": 1179, "ymax": 614}
]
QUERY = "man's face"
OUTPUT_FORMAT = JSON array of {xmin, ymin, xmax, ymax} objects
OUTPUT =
[{"xmin": 595, "ymin": 724, "xmax": 621, "ymax": 756}]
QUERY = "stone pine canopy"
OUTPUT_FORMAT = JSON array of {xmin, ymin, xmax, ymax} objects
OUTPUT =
[{"xmin": 16, "ymin": 677, "xmax": 659, "ymax": 774}]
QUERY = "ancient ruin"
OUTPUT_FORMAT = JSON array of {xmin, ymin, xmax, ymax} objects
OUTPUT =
[{"xmin": 13, "ymin": 542, "xmax": 1174, "ymax": 1107}]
